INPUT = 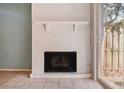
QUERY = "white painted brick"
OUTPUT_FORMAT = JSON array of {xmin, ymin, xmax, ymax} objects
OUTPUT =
[{"xmin": 31, "ymin": 4, "xmax": 91, "ymax": 78}]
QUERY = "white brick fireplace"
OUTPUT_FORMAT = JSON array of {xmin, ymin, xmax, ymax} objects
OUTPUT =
[{"xmin": 30, "ymin": 3, "xmax": 91, "ymax": 78}]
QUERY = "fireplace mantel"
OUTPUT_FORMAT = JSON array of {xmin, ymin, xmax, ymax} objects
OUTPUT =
[{"xmin": 32, "ymin": 21, "xmax": 89, "ymax": 32}]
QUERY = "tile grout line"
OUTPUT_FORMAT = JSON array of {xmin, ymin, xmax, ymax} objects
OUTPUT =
[
  {"xmin": 42, "ymin": 78, "xmax": 48, "ymax": 89},
  {"xmin": 58, "ymin": 78, "xmax": 60, "ymax": 88},
  {"xmin": 84, "ymin": 79, "xmax": 90, "ymax": 89},
  {"xmin": 88, "ymin": 80, "xmax": 98, "ymax": 89},
  {"xmin": 0, "ymin": 72, "xmax": 103, "ymax": 89},
  {"xmin": 71, "ymin": 78, "xmax": 75, "ymax": 89}
]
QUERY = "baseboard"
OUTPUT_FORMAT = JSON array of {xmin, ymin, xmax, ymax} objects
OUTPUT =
[
  {"xmin": 30, "ymin": 73, "xmax": 92, "ymax": 78},
  {"xmin": 0, "ymin": 69, "xmax": 31, "ymax": 72}
]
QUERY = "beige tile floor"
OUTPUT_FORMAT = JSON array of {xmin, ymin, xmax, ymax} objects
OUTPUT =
[{"xmin": 0, "ymin": 71, "xmax": 103, "ymax": 89}]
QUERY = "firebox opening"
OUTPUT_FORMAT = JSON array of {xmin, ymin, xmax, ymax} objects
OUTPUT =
[{"xmin": 44, "ymin": 51, "xmax": 77, "ymax": 72}]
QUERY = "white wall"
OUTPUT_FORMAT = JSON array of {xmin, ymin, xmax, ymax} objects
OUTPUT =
[
  {"xmin": 32, "ymin": 3, "xmax": 90, "ymax": 21},
  {"xmin": 31, "ymin": 3, "xmax": 91, "ymax": 77}
]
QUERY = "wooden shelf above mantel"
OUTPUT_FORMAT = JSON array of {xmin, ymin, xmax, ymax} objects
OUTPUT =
[
  {"xmin": 32, "ymin": 21, "xmax": 89, "ymax": 32},
  {"xmin": 33, "ymin": 21, "xmax": 89, "ymax": 24}
]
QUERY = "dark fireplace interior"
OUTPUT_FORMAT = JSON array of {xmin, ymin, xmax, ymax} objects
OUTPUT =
[{"xmin": 44, "ymin": 51, "xmax": 77, "ymax": 72}]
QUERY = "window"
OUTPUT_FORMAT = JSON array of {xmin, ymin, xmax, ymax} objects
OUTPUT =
[{"xmin": 100, "ymin": 3, "xmax": 124, "ymax": 88}]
